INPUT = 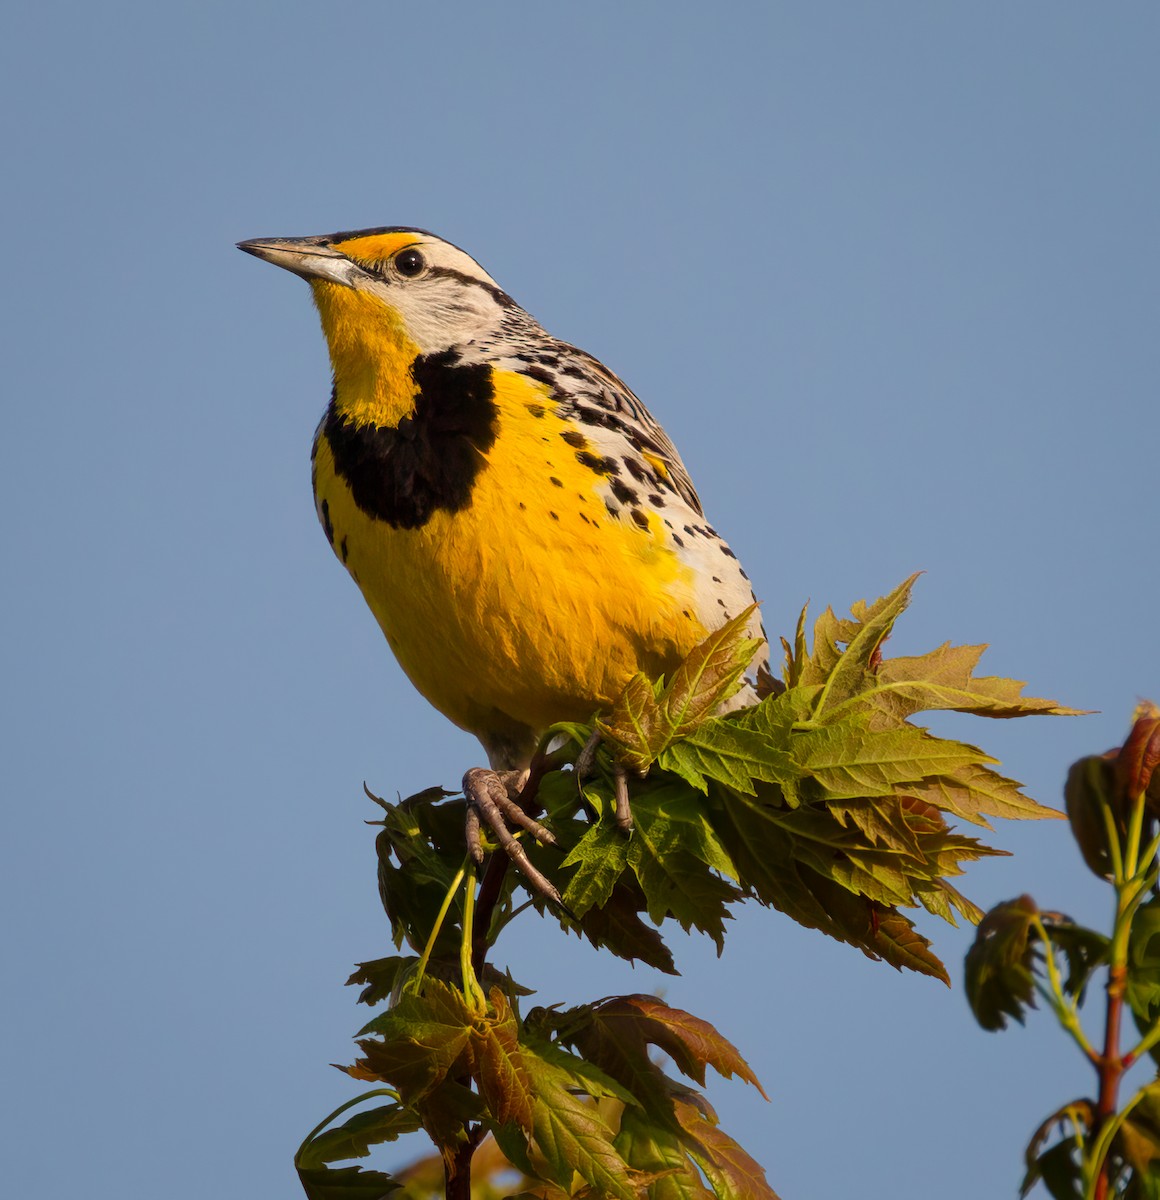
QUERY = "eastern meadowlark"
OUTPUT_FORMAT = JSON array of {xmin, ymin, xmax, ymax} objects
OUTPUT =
[{"xmin": 239, "ymin": 227, "xmax": 766, "ymax": 900}]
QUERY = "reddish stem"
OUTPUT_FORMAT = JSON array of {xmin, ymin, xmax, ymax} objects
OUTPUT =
[{"xmin": 1093, "ymin": 962, "xmax": 1128, "ymax": 1200}]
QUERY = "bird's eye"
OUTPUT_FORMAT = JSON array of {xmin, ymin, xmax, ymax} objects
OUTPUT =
[{"xmin": 394, "ymin": 248, "xmax": 426, "ymax": 278}]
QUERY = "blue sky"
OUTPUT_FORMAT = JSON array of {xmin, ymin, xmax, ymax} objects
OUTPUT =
[{"xmin": 3, "ymin": 4, "xmax": 1158, "ymax": 1197}]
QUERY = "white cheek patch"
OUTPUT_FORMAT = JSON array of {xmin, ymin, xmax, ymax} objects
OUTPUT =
[{"xmin": 393, "ymin": 280, "xmax": 506, "ymax": 355}]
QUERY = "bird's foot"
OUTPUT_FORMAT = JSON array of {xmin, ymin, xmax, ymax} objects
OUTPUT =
[
  {"xmin": 576, "ymin": 731, "xmax": 633, "ymax": 832},
  {"xmin": 463, "ymin": 767, "xmax": 561, "ymax": 904}
]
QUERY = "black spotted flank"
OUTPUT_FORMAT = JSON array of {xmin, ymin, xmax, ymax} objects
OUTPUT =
[
  {"xmin": 560, "ymin": 429, "xmax": 588, "ymax": 449},
  {"xmin": 609, "ymin": 478, "xmax": 638, "ymax": 506},
  {"xmin": 324, "ymin": 353, "xmax": 499, "ymax": 530},
  {"xmin": 320, "ymin": 499, "xmax": 335, "ymax": 546},
  {"xmin": 630, "ymin": 508, "xmax": 650, "ymax": 531},
  {"xmin": 576, "ymin": 450, "xmax": 618, "ymax": 476}
]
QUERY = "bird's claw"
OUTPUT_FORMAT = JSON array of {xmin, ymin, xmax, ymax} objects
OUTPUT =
[
  {"xmin": 576, "ymin": 731, "xmax": 634, "ymax": 833},
  {"xmin": 462, "ymin": 767, "xmax": 561, "ymax": 905}
]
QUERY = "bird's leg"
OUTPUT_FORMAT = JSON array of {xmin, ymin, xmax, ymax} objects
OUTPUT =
[
  {"xmin": 463, "ymin": 767, "xmax": 561, "ymax": 905},
  {"xmin": 576, "ymin": 730, "xmax": 634, "ymax": 833}
]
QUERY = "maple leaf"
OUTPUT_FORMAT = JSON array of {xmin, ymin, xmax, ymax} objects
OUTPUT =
[
  {"xmin": 598, "ymin": 608, "xmax": 762, "ymax": 772},
  {"xmin": 964, "ymin": 895, "xmax": 1041, "ymax": 1030}
]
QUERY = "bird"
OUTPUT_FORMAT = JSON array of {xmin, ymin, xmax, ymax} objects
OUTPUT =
[{"xmin": 239, "ymin": 227, "xmax": 766, "ymax": 901}]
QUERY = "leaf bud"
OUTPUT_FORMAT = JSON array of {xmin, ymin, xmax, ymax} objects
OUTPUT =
[
  {"xmin": 1118, "ymin": 700, "xmax": 1160, "ymax": 811},
  {"xmin": 1063, "ymin": 754, "xmax": 1119, "ymax": 878}
]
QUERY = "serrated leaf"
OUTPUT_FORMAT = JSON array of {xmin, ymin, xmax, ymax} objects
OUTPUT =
[
  {"xmin": 908, "ymin": 762, "xmax": 1062, "ymax": 828},
  {"xmin": 598, "ymin": 672, "xmax": 666, "ymax": 772},
  {"xmin": 570, "ymin": 884, "xmax": 678, "ymax": 974},
  {"xmin": 297, "ymin": 1164, "xmax": 402, "ymax": 1199},
  {"xmin": 1040, "ymin": 915, "xmax": 1108, "ymax": 1001},
  {"xmin": 1115, "ymin": 1081, "xmax": 1160, "ymax": 1186},
  {"xmin": 472, "ymin": 990, "xmax": 536, "ymax": 1133},
  {"xmin": 296, "ymin": 1105, "xmax": 423, "ymax": 1170},
  {"xmin": 657, "ymin": 720, "xmax": 797, "ymax": 795},
  {"xmin": 561, "ymin": 821, "xmax": 630, "ymax": 916},
  {"xmin": 965, "ymin": 896, "xmax": 1040, "ymax": 1030},
  {"xmin": 872, "ymin": 642, "xmax": 1085, "ymax": 721},
  {"xmin": 1127, "ymin": 897, "xmax": 1160, "ymax": 1060},
  {"xmin": 615, "ymin": 1104, "xmax": 713, "ymax": 1200},
  {"xmin": 590, "ymin": 996, "xmax": 767, "ymax": 1099},
  {"xmin": 599, "ymin": 609, "xmax": 762, "ymax": 772},
  {"xmin": 346, "ymin": 957, "xmax": 418, "ymax": 1006},
  {"xmin": 672, "ymin": 1090, "xmax": 780, "ymax": 1200},
  {"xmin": 793, "ymin": 717, "xmax": 992, "ymax": 799},
  {"xmin": 550, "ymin": 994, "xmax": 767, "ymax": 1122},
  {"xmin": 659, "ymin": 605, "xmax": 763, "ymax": 734},
  {"xmin": 522, "ymin": 1051, "xmax": 639, "ymax": 1200},
  {"xmin": 1019, "ymin": 1100, "xmax": 1093, "ymax": 1199},
  {"xmin": 628, "ymin": 837, "xmax": 740, "ymax": 951},
  {"xmin": 809, "ymin": 574, "xmax": 919, "ymax": 715},
  {"xmin": 355, "ymin": 981, "xmax": 475, "ymax": 1102},
  {"xmin": 631, "ymin": 782, "xmax": 738, "ymax": 880},
  {"xmin": 519, "ymin": 1029, "xmax": 641, "ymax": 1108}
]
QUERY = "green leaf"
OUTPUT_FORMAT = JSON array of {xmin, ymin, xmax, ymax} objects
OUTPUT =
[
  {"xmin": 672, "ymin": 1090, "xmax": 781, "ymax": 1200},
  {"xmin": 1064, "ymin": 755, "xmax": 1120, "ymax": 879},
  {"xmin": 657, "ymin": 605, "xmax": 763, "ymax": 734},
  {"xmin": 658, "ymin": 720, "xmax": 797, "ymax": 795},
  {"xmin": 598, "ymin": 608, "xmax": 762, "ymax": 772},
  {"xmin": 792, "ymin": 717, "xmax": 992, "ymax": 800},
  {"xmin": 550, "ymin": 994, "xmax": 766, "ymax": 1107},
  {"xmin": 628, "ymin": 837, "xmax": 740, "ymax": 951},
  {"xmin": 1041, "ymin": 916, "xmax": 1108, "ymax": 1001},
  {"xmin": 296, "ymin": 1105, "xmax": 423, "ymax": 1170},
  {"xmin": 631, "ymin": 783, "xmax": 738, "ymax": 880},
  {"xmin": 615, "ymin": 1104, "xmax": 714, "ymax": 1200},
  {"xmin": 519, "ymin": 1027, "xmax": 641, "ymax": 1108},
  {"xmin": 568, "ymin": 883, "xmax": 678, "ymax": 974},
  {"xmin": 809, "ymin": 574, "xmax": 918, "ymax": 715},
  {"xmin": 1116, "ymin": 1082, "xmax": 1160, "ymax": 1178},
  {"xmin": 872, "ymin": 641, "xmax": 1086, "ymax": 721},
  {"xmin": 965, "ymin": 896, "xmax": 1040, "ymax": 1031},
  {"xmin": 472, "ymin": 989, "xmax": 535, "ymax": 1133},
  {"xmin": 587, "ymin": 995, "xmax": 766, "ymax": 1098},
  {"xmin": 346, "ymin": 957, "xmax": 418, "ymax": 1007},
  {"xmin": 355, "ymin": 980, "xmax": 475, "ymax": 1103},
  {"xmin": 908, "ymin": 762, "xmax": 1062, "ymax": 828},
  {"xmin": 1127, "ymin": 896, "xmax": 1160, "ymax": 1059},
  {"xmin": 520, "ymin": 1047, "xmax": 640, "ymax": 1199},
  {"xmin": 296, "ymin": 1164, "xmax": 402, "ymax": 1199},
  {"xmin": 561, "ymin": 821, "xmax": 630, "ymax": 916},
  {"xmin": 1019, "ymin": 1101, "xmax": 1092, "ymax": 1199}
]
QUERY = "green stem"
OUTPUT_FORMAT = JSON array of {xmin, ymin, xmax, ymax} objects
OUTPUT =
[
  {"xmin": 294, "ymin": 1087, "xmax": 401, "ymax": 1164},
  {"xmin": 1089, "ymin": 789, "xmax": 1149, "ymax": 1200},
  {"xmin": 460, "ymin": 863, "xmax": 487, "ymax": 1012},
  {"xmin": 1085, "ymin": 1085, "xmax": 1148, "ymax": 1200},
  {"xmin": 1032, "ymin": 918, "xmax": 1099, "ymax": 1062},
  {"xmin": 1100, "ymin": 800, "xmax": 1126, "ymax": 885},
  {"xmin": 412, "ymin": 861, "xmax": 468, "ymax": 989},
  {"xmin": 1123, "ymin": 791, "xmax": 1147, "ymax": 881}
]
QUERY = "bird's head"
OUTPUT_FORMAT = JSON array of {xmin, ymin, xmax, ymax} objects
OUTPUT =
[{"xmin": 239, "ymin": 228, "xmax": 517, "ymax": 416}]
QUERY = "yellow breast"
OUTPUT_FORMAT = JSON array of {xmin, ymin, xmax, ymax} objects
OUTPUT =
[{"xmin": 313, "ymin": 367, "xmax": 706, "ymax": 759}]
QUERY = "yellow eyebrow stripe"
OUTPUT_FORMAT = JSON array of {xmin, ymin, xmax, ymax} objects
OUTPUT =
[{"xmin": 331, "ymin": 230, "xmax": 422, "ymax": 263}]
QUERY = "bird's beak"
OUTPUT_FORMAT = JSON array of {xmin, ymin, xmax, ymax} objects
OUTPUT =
[{"xmin": 237, "ymin": 236, "xmax": 357, "ymax": 288}]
